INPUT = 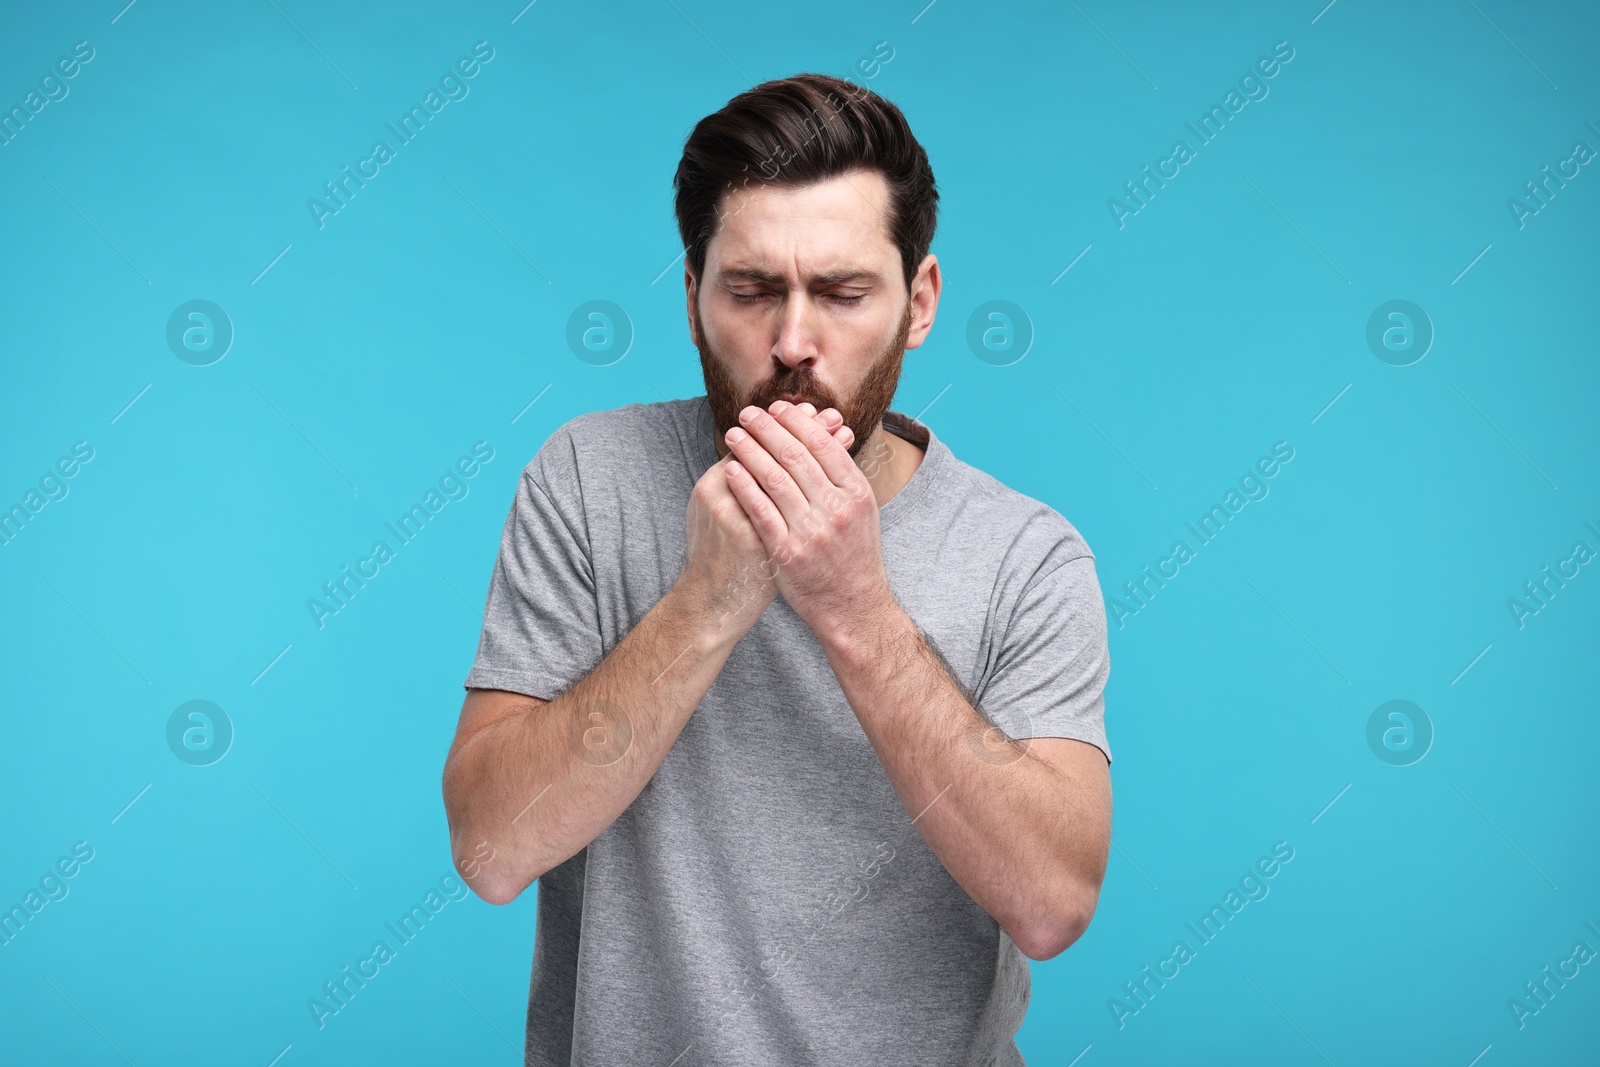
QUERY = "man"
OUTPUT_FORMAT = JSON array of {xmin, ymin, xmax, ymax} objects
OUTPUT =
[{"xmin": 442, "ymin": 72, "xmax": 1113, "ymax": 1066}]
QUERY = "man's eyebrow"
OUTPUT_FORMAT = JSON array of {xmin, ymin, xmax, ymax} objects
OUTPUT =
[{"xmin": 718, "ymin": 266, "xmax": 883, "ymax": 286}]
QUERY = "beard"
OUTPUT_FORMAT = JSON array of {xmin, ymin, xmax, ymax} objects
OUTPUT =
[{"xmin": 694, "ymin": 296, "xmax": 914, "ymax": 461}]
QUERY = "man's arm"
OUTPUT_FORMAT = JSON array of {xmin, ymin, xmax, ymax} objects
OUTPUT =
[
  {"xmin": 717, "ymin": 400, "xmax": 1111, "ymax": 960},
  {"xmin": 443, "ymin": 416, "xmax": 859, "ymax": 905},
  {"xmin": 815, "ymin": 598, "xmax": 1111, "ymax": 961},
  {"xmin": 442, "ymin": 578, "xmax": 738, "ymax": 906}
]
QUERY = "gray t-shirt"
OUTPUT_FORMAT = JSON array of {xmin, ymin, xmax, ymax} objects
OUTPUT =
[{"xmin": 463, "ymin": 395, "xmax": 1111, "ymax": 1067}]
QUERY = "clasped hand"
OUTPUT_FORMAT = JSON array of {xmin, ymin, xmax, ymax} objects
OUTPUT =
[{"xmin": 722, "ymin": 400, "xmax": 891, "ymax": 643}]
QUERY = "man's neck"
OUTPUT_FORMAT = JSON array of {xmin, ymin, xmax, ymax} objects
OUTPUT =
[{"xmin": 858, "ymin": 421, "xmax": 925, "ymax": 509}]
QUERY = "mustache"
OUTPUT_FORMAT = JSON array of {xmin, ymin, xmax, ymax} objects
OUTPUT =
[{"xmin": 745, "ymin": 373, "xmax": 841, "ymax": 414}]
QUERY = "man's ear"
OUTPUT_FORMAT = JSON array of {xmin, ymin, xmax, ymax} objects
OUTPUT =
[
  {"xmin": 684, "ymin": 264, "xmax": 701, "ymax": 343},
  {"xmin": 905, "ymin": 254, "xmax": 941, "ymax": 351}
]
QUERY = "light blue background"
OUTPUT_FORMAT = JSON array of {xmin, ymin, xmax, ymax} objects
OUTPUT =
[{"xmin": 2, "ymin": 0, "xmax": 1597, "ymax": 1063}]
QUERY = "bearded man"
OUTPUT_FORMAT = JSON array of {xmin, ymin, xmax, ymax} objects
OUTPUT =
[{"xmin": 443, "ymin": 71, "xmax": 1113, "ymax": 1067}]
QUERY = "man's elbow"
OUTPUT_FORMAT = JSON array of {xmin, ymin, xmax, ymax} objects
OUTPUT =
[
  {"xmin": 444, "ymin": 812, "xmax": 540, "ymax": 906},
  {"xmin": 1017, "ymin": 894, "xmax": 1098, "ymax": 961},
  {"xmin": 457, "ymin": 852, "xmax": 541, "ymax": 906},
  {"xmin": 473, "ymin": 874, "xmax": 528, "ymax": 907}
]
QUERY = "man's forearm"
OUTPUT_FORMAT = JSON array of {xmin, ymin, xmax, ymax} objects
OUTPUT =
[
  {"xmin": 444, "ymin": 578, "xmax": 744, "ymax": 904},
  {"xmin": 817, "ymin": 594, "xmax": 1109, "ymax": 957}
]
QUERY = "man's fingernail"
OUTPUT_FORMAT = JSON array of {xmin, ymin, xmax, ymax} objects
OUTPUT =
[
  {"xmin": 769, "ymin": 400, "xmax": 791, "ymax": 414},
  {"xmin": 820, "ymin": 409, "xmax": 841, "ymax": 425},
  {"xmin": 739, "ymin": 406, "xmax": 760, "ymax": 423},
  {"xmin": 798, "ymin": 402, "xmax": 816, "ymax": 415}
]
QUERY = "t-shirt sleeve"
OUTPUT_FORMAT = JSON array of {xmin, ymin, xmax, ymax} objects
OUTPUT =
[
  {"xmin": 978, "ymin": 552, "xmax": 1111, "ymax": 764},
  {"xmin": 462, "ymin": 431, "xmax": 605, "ymax": 701}
]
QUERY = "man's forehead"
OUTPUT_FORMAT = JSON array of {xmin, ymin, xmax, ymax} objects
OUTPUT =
[{"xmin": 708, "ymin": 169, "xmax": 894, "ymax": 278}]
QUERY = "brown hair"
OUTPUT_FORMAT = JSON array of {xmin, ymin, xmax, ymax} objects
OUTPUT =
[{"xmin": 673, "ymin": 73, "xmax": 939, "ymax": 296}]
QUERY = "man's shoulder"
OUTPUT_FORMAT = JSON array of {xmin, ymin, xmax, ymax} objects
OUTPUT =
[
  {"xmin": 547, "ymin": 396, "xmax": 698, "ymax": 449},
  {"xmin": 935, "ymin": 448, "xmax": 1096, "ymax": 569},
  {"xmin": 519, "ymin": 396, "xmax": 704, "ymax": 484}
]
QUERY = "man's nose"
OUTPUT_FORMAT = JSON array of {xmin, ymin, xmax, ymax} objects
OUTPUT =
[{"xmin": 774, "ymin": 293, "xmax": 821, "ymax": 370}]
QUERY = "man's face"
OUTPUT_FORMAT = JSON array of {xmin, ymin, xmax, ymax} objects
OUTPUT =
[{"xmin": 687, "ymin": 167, "xmax": 931, "ymax": 460}]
